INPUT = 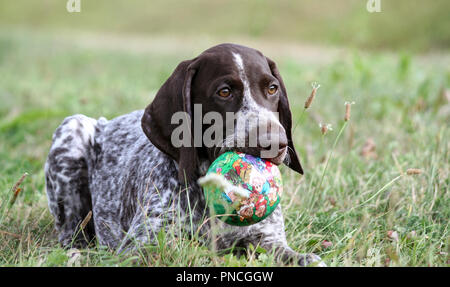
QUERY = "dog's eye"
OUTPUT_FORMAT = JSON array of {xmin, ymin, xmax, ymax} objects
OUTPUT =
[
  {"xmin": 218, "ymin": 88, "xmax": 231, "ymax": 98},
  {"xmin": 268, "ymin": 85, "xmax": 278, "ymax": 95}
]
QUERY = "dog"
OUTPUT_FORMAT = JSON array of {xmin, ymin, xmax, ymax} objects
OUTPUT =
[{"xmin": 45, "ymin": 43, "xmax": 325, "ymax": 266}]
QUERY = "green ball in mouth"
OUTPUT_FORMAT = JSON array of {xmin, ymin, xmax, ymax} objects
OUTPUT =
[{"xmin": 199, "ymin": 151, "xmax": 283, "ymax": 226}]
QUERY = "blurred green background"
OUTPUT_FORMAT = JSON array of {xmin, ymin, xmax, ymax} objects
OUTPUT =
[{"xmin": 0, "ymin": 0, "xmax": 449, "ymax": 51}]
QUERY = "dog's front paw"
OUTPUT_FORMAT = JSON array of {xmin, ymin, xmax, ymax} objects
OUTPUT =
[{"xmin": 298, "ymin": 253, "xmax": 326, "ymax": 267}]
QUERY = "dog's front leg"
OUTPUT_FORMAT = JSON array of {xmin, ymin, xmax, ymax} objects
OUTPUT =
[
  {"xmin": 254, "ymin": 205, "xmax": 326, "ymax": 266},
  {"xmin": 217, "ymin": 205, "xmax": 326, "ymax": 266}
]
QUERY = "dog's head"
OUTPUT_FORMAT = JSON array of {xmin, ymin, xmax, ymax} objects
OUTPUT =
[{"xmin": 142, "ymin": 43, "xmax": 303, "ymax": 182}]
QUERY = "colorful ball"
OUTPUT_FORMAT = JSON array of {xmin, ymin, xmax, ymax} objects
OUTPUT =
[{"xmin": 200, "ymin": 151, "xmax": 283, "ymax": 226}]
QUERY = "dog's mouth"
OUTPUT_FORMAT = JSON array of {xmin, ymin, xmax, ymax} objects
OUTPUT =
[
  {"xmin": 215, "ymin": 146, "xmax": 288, "ymax": 166},
  {"xmin": 269, "ymin": 147, "xmax": 288, "ymax": 165}
]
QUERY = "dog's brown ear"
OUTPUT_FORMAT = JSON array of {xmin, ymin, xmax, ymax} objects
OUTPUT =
[
  {"xmin": 266, "ymin": 57, "xmax": 304, "ymax": 174},
  {"xmin": 142, "ymin": 58, "xmax": 199, "ymax": 183}
]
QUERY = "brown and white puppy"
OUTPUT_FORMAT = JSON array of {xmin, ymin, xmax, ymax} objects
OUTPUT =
[
  {"xmin": 143, "ymin": 44, "xmax": 303, "ymax": 181},
  {"xmin": 45, "ymin": 43, "xmax": 325, "ymax": 266}
]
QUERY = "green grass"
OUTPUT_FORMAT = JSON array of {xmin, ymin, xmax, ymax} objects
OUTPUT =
[{"xmin": 0, "ymin": 29, "xmax": 448, "ymax": 267}]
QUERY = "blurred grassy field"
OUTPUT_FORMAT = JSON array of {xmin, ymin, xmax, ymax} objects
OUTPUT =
[
  {"xmin": 0, "ymin": 1, "xmax": 449, "ymax": 266},
  {"xmin": 0, "ymin": 0, "xmax": 449, "ymax": 51}
]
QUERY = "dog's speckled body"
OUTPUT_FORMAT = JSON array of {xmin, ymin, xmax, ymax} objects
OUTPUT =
[{"xmin": 45, "ymin": 44, "xmax": 324, "ymax": 266}]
